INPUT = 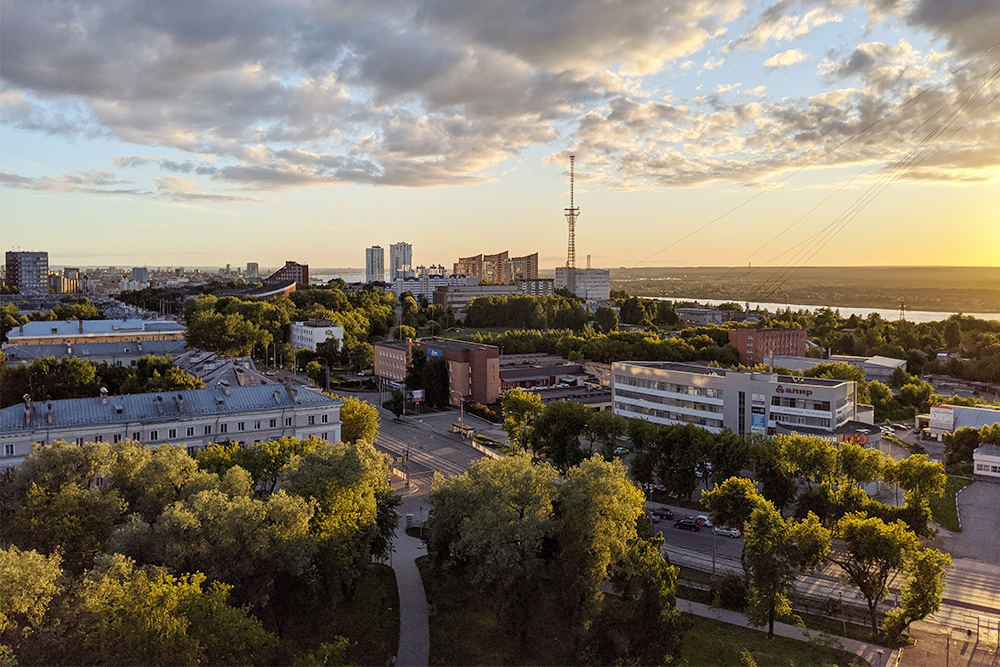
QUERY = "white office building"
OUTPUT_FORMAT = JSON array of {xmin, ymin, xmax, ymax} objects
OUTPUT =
[
  {"xmin": 290, "ymin": 319, "xmax": 345, "ymax": 352},
  {"xmin": 389, "ymin": 242, "xmax": 413, "ymax": 281},
  {"xmin": 393, "ymin": 272, "xmax": 479, "ymax": 300},
  {"xmin": 973, "ymin": 445, "xmax": 1000, "ymax": 480},
  {"xmin": 612, "ymin": 361, "xmax": 856, "ymax": 436},
  {"xmin": 365, "ymin": 246, "xmax": 385, "ymax": 283},
  {"xmin": 0, "ymin": 384, "xmax": 343, "ymax": 471}
]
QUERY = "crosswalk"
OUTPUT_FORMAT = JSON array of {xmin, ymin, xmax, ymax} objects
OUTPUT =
[{"xmin": 375, "ymin": 430, "xmax": 473, "ymax": 478}]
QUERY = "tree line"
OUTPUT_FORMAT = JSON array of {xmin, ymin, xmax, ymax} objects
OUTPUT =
[
  {"xmin": 0, "ymin": 354, "xmax": 204, "ymax": 409},
  {"xmin": 0, "ymin": 400, "xmax": 396, "ymax": 666}
]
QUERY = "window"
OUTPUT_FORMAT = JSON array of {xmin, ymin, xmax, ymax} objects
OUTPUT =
[
  {"xmin": 204, "ymin": 425, "xmax": 212, "ymax": 435},
  {"xmin": 76, "ymin": 437, "xmax": 84, "ymax": 446},
  {"xmin": 113, "ymin": 434, "xmax": 122, "ymax": 443},
  {"xmin": 187, "ymin": 427, "xmax": 195, "ymax": 437},
  {"xmin": 308, "ymin": 416, "xmax": 315, "ymax": 425},
  {"xmin": 219, "ymin": 423, "xmax": 228, "ymax": 434},
  {"xmin": 149, "ymin": 430, "xmax": 158, "ymax": 441},
  {"xmin": 285, "ymin": 417, "xmax": 292, "ymax": 427},
  {"xmin": 94, "ymin": 435, "xmax": 103, "ymax": 442},
  {"xmin": 269, "ymin": 418, "xmax": 277, "ymax": 428},
  {"xmin": 254, "ymin": 421, "xmax": 261, "ymax": 430},
  {"xmin": 168, "ymin": 429, "xmax": 176, "ymax": 439},
  {"xmin": 3, "ymin": 444, "xmax": 14, "ymax": 457},
  {"xmin": 238, "ymin": 422, "xmax": 245, "ymax": 431},
  {"xmin": 322, "ymin": 414, "xmax": 328, "ymax": 423}
]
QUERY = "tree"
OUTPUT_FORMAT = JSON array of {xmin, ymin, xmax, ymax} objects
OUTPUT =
[
  {"xmin": 0, "ymin": 356, "xmax": 98, "ymax": 408},
  {"xmin": 394, "ymin": 324, "xmax": 417, "ymax": 340},
  {"xmin": 594, "ymin": 306, "xmax": 618, "ymax": 333},
  {"xmin": 108, "ymin": 443, "xmax": 218, "ymax": 521},
  {"xmin": 885, "ymin": 454, "xmax": 946, "ymax": 510},
  {"xmin": 531, "ymin": 400, "xmax": 592, "ymax": 470},
  {"xmin": 0, "ymin": 546, "xmax": 62, "ymax": 663},
  {"xmin": 386, "ymin": 388, "xmax": 405, "ymax": 419},
  {"xmin": 881, "ymin": 547, "xmax": 952, "ymax": 639},
  {"xmin": 333, "ymin": 394, "xmax": 381, "ymax": 444},
  {"xmin": 501, "ymin": 388, "xmax": 545, "ymax": 450},
  {"xmin": 701, "ymin": 476, "xmax": 765, "ymax": 531},
  {"xmin": 584, "ymin": 410, "xmax": 626, "ymax": 458},
  {"xmin": 830, "ymin": 512, "xmax": 920, "ymax": 633},
  {"xmin": 742, "ymin": 506, "xmax": 831, "ymax": 638}
]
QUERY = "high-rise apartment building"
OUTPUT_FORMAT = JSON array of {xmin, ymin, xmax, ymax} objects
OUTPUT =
[
  {"xmin": 132, "ymin": 267, "xmax": 149, "ymax": 283},
  {"xmin": 389, "ymin": 242, "xmax": 412, "ymax": 280},
  {"xmin": 453, "ymin": 251, "xmax": 538, "ymax": 284},
  {"xmin": 366, "ymin": 246, "xmax": 385, "ymax": 283},
  {"xmin": 555, "ymin": 267, "xmax": 610, "ymax": 301},
  {"xmin": 263, "ymin": 261, "xmax": 309, "ymax": 286},
  {"xmin": 4, "ymin": 251, "xmax": 49, "ymax": 293},
  {"xmin": 245, "ymin": 262, "xmax": 260, "ymax": 278}
]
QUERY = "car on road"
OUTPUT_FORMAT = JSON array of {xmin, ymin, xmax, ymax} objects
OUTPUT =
[
  {"xmin": 650, "ymin": 507, "xmax": 674, "ymax": 520},
  {"xmin": 713, "ymin": 526, "xmax": 742, "ymax": 538},
  {"xmin": 693, "ymin": 515, "xmax": 713, "ymax": 528},
  {"xmin": 614, "ymin": 446, "xmax": 629, "ymax": 456},
  {"xmin": 674, "ymin": 517, "xmax": 701, "ymax": 531}
]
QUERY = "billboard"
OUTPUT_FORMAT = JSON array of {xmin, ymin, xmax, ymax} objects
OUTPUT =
[
  {"xmin": 410, "ymin": 389, "xmax": 425, "ymax": 403},
  {"xmin": 427, "ymin": 348, "xmax": 443, "ymax": 358},
  {"xmin": 751, "ymin": 406, "xmax": 766, "ymax": 434},
  {"xmin": 930, "ymin": 405, "xmax": 954, "ymax": 431}
]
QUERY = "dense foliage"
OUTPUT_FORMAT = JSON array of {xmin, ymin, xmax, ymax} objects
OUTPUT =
[
  {"xmin": 0, "ymin": 434, "xmax": 399, "ymax": 665},
  {"xmin": 0, "ymin": 355, "xmax": 204, "ymax": 409}
]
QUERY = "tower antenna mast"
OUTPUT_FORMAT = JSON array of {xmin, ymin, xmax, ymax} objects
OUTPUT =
[{"xmin": 564, "ymin": 155, "xmax": 579, "ymax": 268}]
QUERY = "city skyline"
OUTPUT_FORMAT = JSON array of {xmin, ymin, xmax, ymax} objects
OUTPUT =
[{"xmin": 1, "ymin": 1, "xmax": 998, "ymax": 269}]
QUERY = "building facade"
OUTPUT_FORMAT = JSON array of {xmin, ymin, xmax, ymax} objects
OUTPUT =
[
  {"xmin": 374, "ymin": 339, "xmax": 412, "ymax": 383},
  {"xmin": 432, "ymin": 284, "xmax": 520, "ymax": 313},
  {"xmin": 245, "ymin": 262, "xmax": 260, "ymax": 278},
  {"xmin": 612, "ymin": 361, "xmax": 856, "ymax": 436},
  {"xmin": 389, "ymin": 242, "xmax": 413, "ymax": 281},
  {"xmin": 132, "ymin": 267, "xmax": 149, "ymax": 283},
  {"xmin": 675, "ymin": 308, "xmax": 724, "ymax": 327},
  {"xmin": 366, "ymin": 246, "xmax": 385, "ymax": 283},
  {"xmin": 3, "ymin": 339, "xmax": 187, "ymax": 368},
  {"xmin": 517, "ymin": 278, "xmax": 555, "ymax": 297},
  {"xmin": 973, "ymin": 445, "xmax": 1000, "ymax": 480},
  {"xmin": 263, "ymin": 261, "xmax": 309, "ymax": 286},
  {"xmin": 393, "ymin": 273, "xmax": 478, "ymax": 300},
  {"xmin": 290, "ymin": 319, "xmax": 345, "ymax": 352},
  {"xmin": 0, "ymin": 385, "xmax": 343, "ymax": 471},
  {"xmin": 5, "ymin": 251, "xmax": 49, "ymax": 293},
  {"xmin": 417, "ymin": 337, "xmax": 501, "ymax": 406},
  {"xmin": 6, "ymin": 319, "xmax": 186, "ymax": 346},
  {"xmin": 454, "ymin": 251, "xmax": 538, "ymax": 284},
  {"xmin": 555, "ymin": 267, "xmax": 611, "ymax": 301},
  {"xmin": 729, "ymin": 328, "xmax": 809, "ymax": 365}
]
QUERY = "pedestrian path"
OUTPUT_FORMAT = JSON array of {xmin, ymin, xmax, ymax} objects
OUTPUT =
[
  {"xmin": 677, "ymin": 598, "xmax": 897, "ymax": 667},
  {"xmin": 391, "ymin": 495, "xmax": 431, "ymax": 667}
]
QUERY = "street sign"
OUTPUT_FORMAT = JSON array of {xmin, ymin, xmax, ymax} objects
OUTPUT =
[{"xmin": 411, "ymin": 389, "xmax": 425, "ymax": 403}]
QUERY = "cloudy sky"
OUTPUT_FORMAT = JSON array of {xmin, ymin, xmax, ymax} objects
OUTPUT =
[{"xmin": 2, "ymin": 0, "xmax": 999, "ymax": 271}]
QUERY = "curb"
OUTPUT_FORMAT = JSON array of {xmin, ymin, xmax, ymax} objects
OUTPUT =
[{"xmin": 954, "ymin": 483, "xmax": 970, "ymax": 531}]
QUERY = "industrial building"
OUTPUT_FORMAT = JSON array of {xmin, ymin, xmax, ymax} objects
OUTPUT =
[
  {"xmin": 0, "ymin": 384, "xmax": 343, "ymax": 471},
  {"xmin": 924, "ymin": 404, "xmax": 1000, "ymax": 442},
  {"xmin": 290, "ymin": 318, "xmax": 345, "ymax": 352},
  {"xmin": 6, "ymin": 319, "xmax": 186, "ymax": 346},
  {"xmin": 612, "ymin": 361, "xmax": 857, "ymax": 437},
  {"xmin": 393, "ymin": 272, "xmax": 479, "ymax": 301},
  {"xmin": 4, "ymin": 251, "xmax": 49, "ymax": 293}
]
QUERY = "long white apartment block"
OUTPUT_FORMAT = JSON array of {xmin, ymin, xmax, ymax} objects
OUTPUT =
[
  {"xmin": 0, "ymin": 384, "xmax": 342, "ymax": 471},
  {"xmin": 612, "ymin": 362, "xmax": 856, "ymax": 436},
  {"xmin": 290, "ymin": 319, "xmax": 345, "ymax": 352}
]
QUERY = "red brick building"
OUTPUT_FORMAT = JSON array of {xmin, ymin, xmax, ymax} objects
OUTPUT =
[
  {"xmin": 263, "ymin": 261, "xmax": 309, "ymax": 287},
  {"xmin": 417, "ymin": 337, "xmax": 500, "ymax": 405},
  {"xmin": 728, "ymin": 328, "xmax": 808, "ymax": 366}
]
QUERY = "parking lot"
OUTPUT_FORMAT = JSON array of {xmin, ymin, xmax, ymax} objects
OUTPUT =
[{"xmin": 944, "ymin": 481, "xmax": 1000, "ymax": 563}]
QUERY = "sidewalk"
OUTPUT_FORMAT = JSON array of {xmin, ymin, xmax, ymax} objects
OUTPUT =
[
  {"xmin": 391, "ymin": 493, "xmax": 431, "ymax": 667},
  {"xmin": 677, "ymin": 598, "xmax": 897, "ymax": 667}
]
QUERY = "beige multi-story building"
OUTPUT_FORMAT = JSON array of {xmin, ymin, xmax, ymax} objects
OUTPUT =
[
  {"xmin": 6, "ymin": 319, "xmax": 186, "ymax": 346},
  {"xmin": 0, "ymin": 384, "xmax": 342, "ymax": 471},
  {"xmin": 373, "ymin": 339, "xmax": 412, "ymax": 383}
]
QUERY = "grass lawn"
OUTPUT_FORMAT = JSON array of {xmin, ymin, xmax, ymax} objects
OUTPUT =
[
  {"xmin": 433, "ymin": 327, "xmax": 515, "ymax": 341},
  {"xmin": 930, "ymin": 472, "xmax": 974, "ymax": 532},
  {"xmin": 681, "ymin": 614, "xmax": 866, "ymax": 667}
]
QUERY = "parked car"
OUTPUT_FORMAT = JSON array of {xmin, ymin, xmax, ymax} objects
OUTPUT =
[
  {"xmin": 713, "ymin": 526, "xmax": 742, "ymax": 538},
  {"xmin": 614, "ymin": 446, "xmax": 629, "ymax": 456},
  {"xmin": 651, "ymin": 507, "xmax": 674, "ymax": 520},
  {"xmin": 674, "ymin": 517, "xmax": 701, "ymax": 531},
  {"xmin": 693, "ymin": 515, "xmax": 713, "ymax": 528}
]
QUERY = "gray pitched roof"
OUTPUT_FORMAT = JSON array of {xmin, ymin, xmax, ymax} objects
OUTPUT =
[
  {"xmin": 0, "ymin": 384, "xmax": 341, "ymax": 433},
  {"xmin": 2, "ymin": 340, "xmax": 187, "ymax": 363},
  {"xmin": 975, "ymin": 444, "xmax": 1000, "ymax": 458},
  {"xmin": 8, "ymin": 318, "xmax": 185, "ymax": 338}
]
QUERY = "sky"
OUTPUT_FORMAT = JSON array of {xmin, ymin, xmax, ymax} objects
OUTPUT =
[{"xmin": 1, "ymin": 0, "xmax": 999, "ymax": 272}]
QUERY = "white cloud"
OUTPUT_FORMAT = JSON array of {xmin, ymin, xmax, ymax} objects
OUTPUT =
[{"xmin": 764, "ymin": 48, "xmax": 807, "ymax": 68}]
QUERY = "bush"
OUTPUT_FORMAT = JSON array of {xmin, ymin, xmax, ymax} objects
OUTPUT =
[
  {"xmin": 464, "ymin": 401, "xmax": 502, "ymax": 424},
  {"xmin": 712, "ymin": 573, "xmax": 748, "ymax": 611}
]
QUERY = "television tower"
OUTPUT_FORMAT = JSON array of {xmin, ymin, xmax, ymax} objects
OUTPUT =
[{"xmin": 564, "ymin": 155, "xmax": 579, "ymax": 268}]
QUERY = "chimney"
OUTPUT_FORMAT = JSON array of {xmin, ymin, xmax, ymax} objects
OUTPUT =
[
  {"xmin": 100, "ymin": 387, "xmax": 109, "ymax": 404},
  {"xmin": 79, "ymin": 320, "xmax": 84, "ymax": 333},
  {"xmin": 23, "ymin": 394, "xmax": 32, "ymax": 426},
  {"xmin": 46, "ymin": 402, "xmax": 54, "ymax": 424}
]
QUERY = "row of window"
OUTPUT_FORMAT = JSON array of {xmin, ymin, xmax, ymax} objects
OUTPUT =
[
  {"xmin": 772, "ymin": 414, "xmax": 832, "ymax": 428},
  {"xmin": 615, "ymin": 389, "xmax": 722, "ymax": 413},
  {"xmin": 615, "ymin": 401, "xmax": 724, "ymax": 429},
  {"xmin": 975, "ymin": 463, "xmax": 1000, "ymax": 473},
  {"xmin": 67, "ymin": 413, "xmax": 329, "ymax": 446},
  {"xmin": 614, "ymin": 375, "xmax": 724, "ymax": 399},
  {"xmin": 770, "ymin": 396, "xmax": 832, "ymax": 411}
]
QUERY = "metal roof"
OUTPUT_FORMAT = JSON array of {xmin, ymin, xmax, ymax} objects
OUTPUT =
[
  {"xmin": 2, "ymin": 340, "xmax": 187, "ymax": 363},
  {"xmin": 8, "ymin": 319, "xmax": 185, "ymax": 338},
  {"xmin": 0, "ymin": 384, "xmax": 341, "ymax": 433},
  {"xmin": 975, "ymin": 444, "xmax": 1000, "ymax": 458}
]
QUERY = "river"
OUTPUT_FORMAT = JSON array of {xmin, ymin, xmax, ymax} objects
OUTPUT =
[{"xmin": 653, "ymin": 296, "xmax": 1000, "ymax": 323}]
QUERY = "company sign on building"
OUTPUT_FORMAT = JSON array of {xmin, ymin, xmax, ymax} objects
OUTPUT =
[{"xmin": 930, "ymin": 405, "xmax": 955, "ymax": 431}]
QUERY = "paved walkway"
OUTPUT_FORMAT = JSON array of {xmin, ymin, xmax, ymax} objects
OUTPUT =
[
  {"xmin": 391, "ymin": 493, "xmax": 431, "ymax": 667},
  {"xmin": 677, "ymin": 598, "xmax": 898, "ymax": 667}
]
